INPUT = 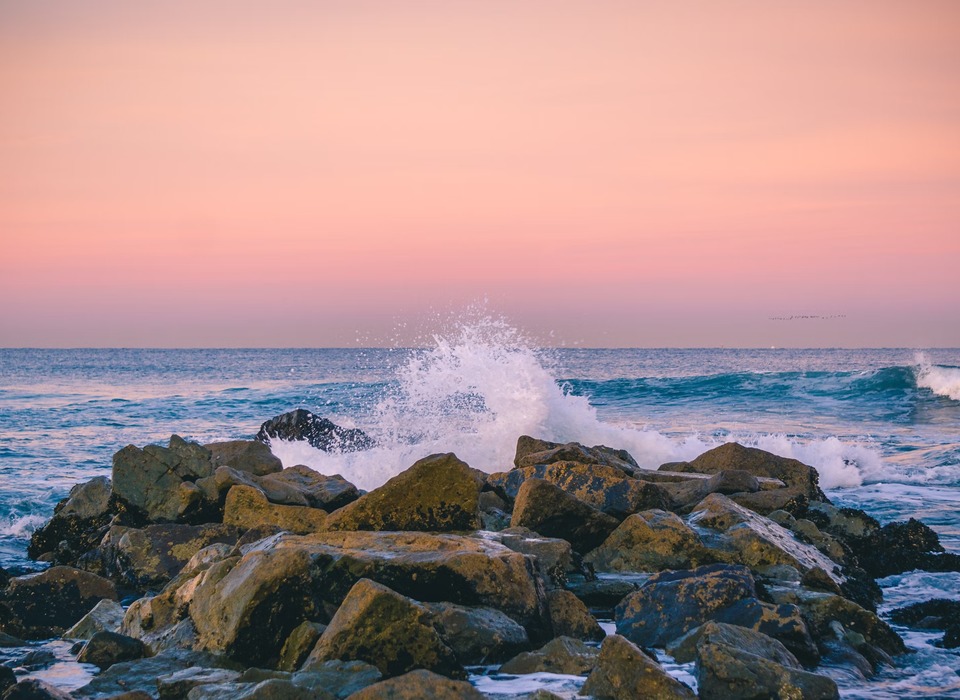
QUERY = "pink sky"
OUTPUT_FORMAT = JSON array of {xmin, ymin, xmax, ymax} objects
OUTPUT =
[{"xmin": 2, "ymin": 1, "xmax": 958, "ymax": 347}]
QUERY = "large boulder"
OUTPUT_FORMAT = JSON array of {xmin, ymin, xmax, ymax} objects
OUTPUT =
[
  {"xmin": 256, "ymin": 410, "xmax": 373, "ymax": 452},
  {"xmin": 499, "ymin": 636, "xmax": 599, "ymax": 675},
  {"xmin": 76, "ymin": 630, "xmax": 147, "ymax": 670},
  {"xmin": 696, "ymin": 641, "xmax": 839, "ymax": 700},
  {"xmin": 293, "ymin": 659, "xmax": 382, "ymax": 697},
  {"xmin": 325, "ymin": 453, "xmax": 481, "ymax": 532},
  {"xmin": 278, "ymin": 621, "xmax": 327, "ymax": 672},
  {"xmin": 306, "ymin": 579, "xmax": 462, "ymax": 679},
  {"xmin": 580, "ymin": 634, "xmax": 697, "ymax": 700},
  {"xmin": 666, "ymin": 621, "xmax": 801, "ymax": 668},
  {"xmin": 484, "ymin": 528, "xmax": 574, "ymax": 589},
  {"xmin": 0, "ymin": 566, "xmax": 118, "ymax": 639},
  {"xmin": 711, "ymin": 598, "xmax": 820, "ymax": 666},
  {"xmin": 425, "ymin": 602, "xmax": 530, "ymax": 665},
  {"xmin": 585, "ymin": 510, "xmax": 717, "ymax": 573},
  {"xmin": 546, "ymin": 589, "xmax": 604, "ymax": 642},
  {"xmin": 205, "ymin": 440, "xmax": 283, "ymax": 476},
  {"xmin": 343, "ymin": 669, "xmax": 485, "ymax": 700},
  {"xmin": 514, "ymin": 436, "xmax": 639, "ymax": 474},
  {"xmin": 657, "ymin": 470, "xmax": 763, "ymax": 512},
  {"xmin": 112, "ymin": 436, "xmax": 215, "ymax": 523},
  {"xmin": 223, "ymin": 485, "xmax": 328, "ymax": 534},
  {"xmin": 488, "ymin": 462, "xmax": 670, "ymax": 519},
  {"xmin": 28, "ymin": 476, "xmax": 114, "ymax": 562},
  {"xmin": 63, "ymin": 598, "xmax": 125, "ymax": 640},
  {"xmin": 663, "ymin": 443, "xmax": 827, "ymax": 501},
  {"xmin": 890, "ymin": 599, "xmax": 960, "ymax": 650},
  {"xmin": 510, "ymin": 479, "xmax": 619, "ymax": 554},
  {"xmin": 2, "ymin": 680, "xmax": 74, "ymax": 700},
  {"xmin": 260, "ymin": 466, "xmax": 360, "ymax": 511}
]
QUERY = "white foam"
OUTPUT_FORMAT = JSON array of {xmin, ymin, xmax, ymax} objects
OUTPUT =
[
  {"xmin": 916, "ymin": 353, "xmax": 960, "ymax": 402},
  {"xmin": 0, "ymin": 513, "xmax": 47, "ymax": 537},
  {"xmin": 271, "ymin": 316, "xmax": 876, "ymax": 491}
]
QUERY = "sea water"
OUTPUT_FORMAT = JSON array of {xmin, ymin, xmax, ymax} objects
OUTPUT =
[{"xmin": 1, "ymin": 319, "xmax": 959, "ymax": 697}]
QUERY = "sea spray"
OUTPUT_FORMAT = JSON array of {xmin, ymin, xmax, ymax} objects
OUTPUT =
[{"xmin": 916, "ymin": 352, "xmax": 960, "ymax": 402}]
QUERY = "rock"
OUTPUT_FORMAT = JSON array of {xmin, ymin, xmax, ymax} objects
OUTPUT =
[
  {"xmin": 343, "ymin": 669, "xmax": 485, "ymax": 700},
  {"xmin": 73, "ymin": 648, "xmax": 240, "ymax": 698},
  {"xmin": 223, "ymin": 485, "xmax": 328, "ymax": 534},
  {"xmin": 260, "ymin": 466, "xmax": 360, "ymax": 511},
  {"xmin": 1, "ymin": 680, "xmax": 74, "ymax": 700},
  {"xmin": 484, "ymin": 528, "xmax": 574, "ymax": 589},
  {"xmin": 580, "ymin": 634, "xmax": 696, "ymax": 700},
  {"xmin": 325, "ymin": 454, "xmax": 481, "ymax": 533},
  {"xmin": 63, "ymin": 598, "xmax": 125, "ymax": 640},
  {"xmin": 804, "ymin": 594, "xmax": 907, "ymax": 656},
  {"xmin": 657, "ymin": 470, "xmax": 763, "ymax": 512},
  {"xmin": 9, "ymin": 649, "xmax": 57, "ymax": 671},
  {"xmin": 183, "ymin": 543, "xmax": 236, "ymax": 576},
  {"xmin": 510, "ymin": 479, "xmax": 619, "ymax": 554},
  {"xmin": 728, "ymin": 489, "xmax": 810, "ymax": 517},
  {"xmin": 514, "ymin": 436, "xmax": 639, "ymax": 475},
  {"xmin": 791, "ymin": 519, "xmax": 848, "ymax": 563},
  {"xmin": 157, "ymin": 667, "xmax": 244, "ymax": 700},
  {"xmin": 585, "ymin": 510, "xmax": 717, "ymax": 573},
  {"xmin": 256, "ymin": 410, "xmax": 373, "ymax": 452},
  {"xmin": 0, "ymin": 566, "xmax": 118, "ymax": 639},
  {"xmin": 195, "ymin": 467, "xmax": 282, "ymax": 512},
  {"xmin": 205, "ymin": 440, "xmax": 282, "ymax": 476},
  {"xmin": 292, "ymin": 659, "xmax": 382, "ymax": 697},
  {"xmin": 665, "ymin": 443, "xmax": 828, "ymax": 501},
  {"xmin": 112, "ymin": 436, "xmax": 215, "ymax": 523},
  {"xmin": 711, "ymin": 599, "xmax": 819, "ymax": 666},
  {"xmin": 0, "ymin": 632, "xmax": 25, "ymax": 647},
  {"xmin": 28, "ymin": 476, "xmax": 114, "ymax": 562},
  {"xmin": 853, "ymin": 518, "xmax": 953, "ymax": 577},
  {"xmin": 499, "ymin": 636, "xmax": 599, "ymax": 675},
  {"xmin": 890, "ymin": 599, "xmax": 960, "ymax": 649},
  {"xmin": 488, "ymin": 462, "xmax": 670, "ymax": 519},
  {"xmin": 0, "ymin": 667, "xmax": 14, "ymax": 696},
  {"xmin": 546, "ymin": 589, "xmax": 604, "ymax": 641},
  {"xmin": 565, "ymin": 576, "xmax": 642, "ymax": 611},
  {"xmin": 76, "ymin": 630, "xmax": 147, "ymax": 669},
  {"xmin": 279, "ymin": 621, "xmax": 327, "ymax": 672},
  {"xmin": 306, "ymin": 579, "xmax": 462, "ymax": 679},
  {"xmin": 696, "ymin": 641, "xmax": 839, "ymax": 700},
  {"xmin": 667, "ymin": 621, "xmax": 801, "ymax": 667},
  {"xmin": 801, "ymin": 566, "xmax": 843, "ymax": 595},
  {"xmin": 426, "ymin": 602, "xmax": 529, "ymax": 665},
  {"xmin": 615, "ymin": 564, "xmax": 756, "ymax": 647}
]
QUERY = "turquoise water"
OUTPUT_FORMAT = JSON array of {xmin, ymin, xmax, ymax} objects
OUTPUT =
[{"xmin": 1, "ymin": 325, "xmax": 959, "ymax": 696}]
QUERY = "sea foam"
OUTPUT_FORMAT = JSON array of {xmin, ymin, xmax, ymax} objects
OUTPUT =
[{"xmin": 916, "ymin": 353, "xmax": 960, "ymax": 402}]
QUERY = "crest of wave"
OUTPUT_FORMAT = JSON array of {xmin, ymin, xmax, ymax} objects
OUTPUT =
[{"xmin": 915, "ymin": 352, "xmax": 960, "ymax": 402}]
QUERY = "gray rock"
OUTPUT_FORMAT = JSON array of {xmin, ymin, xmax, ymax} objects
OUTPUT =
[
  {"xmin": 696, "ymin": 641, "xmax": 839, "ymax": 699},
  {"xmin": 76, "ymin": 630, "xmax": 147, "ymax": 669},
  {"xmin": 63, "ymin": 598, "xmax": 125, "ymax": 640},
  {"xmin": 499, "ymin": 636, "xmax": 598, "ymax": 675},
  {"xmin": 204, "ymin": 440, "xmax": 282, "ymax": 476},
  {"xmin": 580, "ymin": 634, "xmax": 696, "ymax": 700}
]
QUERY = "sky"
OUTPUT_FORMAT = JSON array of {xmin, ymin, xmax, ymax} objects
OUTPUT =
[{"xmin": 1, "ymin": 1, "xmax": 958, "ymax": 348}]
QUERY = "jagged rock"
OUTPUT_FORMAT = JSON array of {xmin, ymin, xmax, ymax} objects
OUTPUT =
[
  {"xmin": 565, "ymin": 576, "xmax": 642, "ymax": 611},
  {"xmin": 804, "ymin": 502, "xmax": 879, "ymax": 541},
  {"xmin": 343, "ymin": 669, "xmax": 485, "ymax": 700},
  {"xmin": 487, "ymin": 462, "xmax": 670, "ymax": 519},
  {"xmin": 546, "ymin": 589, "xmax": 604, "ymax": 641},
  {"xmin": 426, "ymin": 602, "xmax": 529, "ymax": 664},
  {"xmin": 667, "ymin": 621, "xmax": 801, "ymax": 668},
  {"xmin": 664, "ymin": 443, "xmax": 828, "ymax": 501},
  {"xmin": 325, "ymin": 453, "xmax": 481, "ymax": 533},
  {"xmin": 696, "ymin": 641, "xmax": 839, "ymax": 700},
  {"xmin": 580, "ymin": 634, "xmax": 697, "ymax": 700},
  {"xmin": 585, "ymin": 510, "xmax": 717, "ymax": 573},
  {"xmin": 28, "ymin": 476, "xmax": 114, "ymax": 562},
  {"xmin": 112, "ymin": 436, "xmax": 215, "ymax": 523},
  {"xmin": 0, "ymin": 566, "xmax": 118, "ymax": 639},
  {"xmin": 711, "ymin": 598, "xmax": 819, "ymax": 666},
  {"xmin": 728, "ymin": 489, "xmax": 810, "ymax": 517},
  {"xmin": 157, "ymin": 667, "xmax": 244, "ymax": 700},
  {"xmin": 0, "ymin": 631, "xmax": 25, "ymax": 647},
  {"xmin": 615, "ymin": 564, "xmax": 756, "ymax": 647},
  {"xmin": 223, "ymin": 485, "xmax": 328, "ymax": 534},
  {"xmin": 854, "ymin": 518, "xmax": 957, "ymax": 577},
  {"xmin": 801, "ymin": 594, "xmax": 907, "ymax": 656},
  {"xmin": 510, "ymin": 479, "xmax": 619, "ymax": 553},
  {"xmin": 260, "ymin": 466, "xmax": 359, "ymax": 511},
  {"xmin": 890, "ymin": 599, "xmax": 960, "ymax": 649},
  {"xmin": 499, "ymin": 636, "xmax": 599, "ymax": 675},
  {"xmin": 183, "ymin": 543, "xmax": 236, "ymax": 576},
  {"xmin": 657, "ymin": 470, "xmax": 762, "ymax": 512},
  {"xmin": 76, "ymin": 630, "xmax": 147, "ymax": 670},
  {"xmin": 278, "ymin": 621, "xmax": 327, "ymax": 672},
  {"xmin": 307, "ymin": 579, "xmax": 462, "ymax": 679},
  {"xmin": 8, "ymin": 648, "xmax": 57, "ymax": 671},
  {"xmin": 256, "ymin": 410, "xmax": 373, "ymax": 452},
  {"xmin": 2, "ymin": 680, "xmax": 74, "ymax": 700},
  {"xmin": 184, "ymin": 680, "xmax": 325, "ymax": 700},
  {"xmin": 514, "ymin": 436, "xmax": 639, "ymax": 475},
  {"xmin": 293, "ymin": 659, "xmax": 382, "ymax": 697},
  {"xmin": 801, "ymin": 566, "xmax": 843, "ymax": 595},
  {"xmin": 63, "ymin": 598, "xmax": 125, "ymax": 640},
  {"xmin": 204, "ymin": 440, "xmax": 282, "ymax": 476},
  {"xmin": 791, "ymin": 519, "xmax": 848, "ymax": 563},
  {"xmin": 484, "ymin": 528, "xmax": 574, "ymax": 588}
]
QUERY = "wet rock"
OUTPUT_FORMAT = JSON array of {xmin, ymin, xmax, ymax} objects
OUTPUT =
[
  {"xmin": 76, "ymin": 630, "xmax": 147, "ymax": 670},
  {"xmin": 0, "ymin": 566, "xmax": 118, "ymax": 639},
  {"xmin": 585, "ymin": 510, "xmax": 717, "ymax": 573},
  {"xmin": 484, "ymin": 528, "xmax": 574, "ymax": 589},
  {"xmin": 223, "ymin": 485, "xmax": 328, "ymax": 534},
  {"xmin": 615, "ymin": 564, "xmax": 756, "ymax": 647},
  {"xmin": 204, "ymin": 440, "xmax": 282, "ymax": 476},
  {"xmin": 499, "ymin": 636, "xmax": 599, "ymax": 675},
  {"xmin": 564, "ymin": 576, "xmax": 642, "ymax": 611},
  {"xmin": 278, "ymin": 621, "xmax": 327, "ymax": 672},
  {"xmin": 546, "ymin": 589, "xmax": 604, "ymax": 642},
  {"xmin": 514, "ymin": 436, "xmax": 639, "ymax": 475},
  {"xmin": 293, "ymin": 659, "xmax": 382, "ymax": 697},
  {"xmin": 260, "ymin": 466, "xmax": 359, "ymax": 511},
  {"xmin": 667, "ymin": 621, "xmax": 801, "ymax": 668},
  {"xmin": 0, "ymin": 667, "xmax": 14, "ymax": 696},
  {"xmin": 580, "ymin": 635, "xmax": 697, "ymax": 699},
  {"xmin": 343, "ymin": 669, "xmax": 485, "ymax": 700},
  {"xmin": 112, "ymin": 436, "xmax": 215, "ymax": 523},
  {"xmin": 711, "ymin": 598, "xmax": 819, "ymax": 666},
  {"xmin": 696, "ymin": 641, "xmax": 839, "ymax": 700},
  {"xmin": 157, "ymin": 667, "xmax": 244, "ymax": 700},
  {"xmin": 256, "ymin": 410, "xmax": 373, "ymax": 452},
  {"xmin": 665, "ymin": 443, "xmax": 828, "ymax": 501},
  {"xmin": 488, "ymin": 462, "xmax": 670, "ymax": 519},
  {"xmin": 326, "ymin": 453, "xmax": 481, "ymax": 533},
  {"xmin": 2, "ymin": 680, "xmax": 74, "ymax": 700},
  {"xmin": 801, "ymin": 566, "xmax": 843, "ymax": 595},
  {"xmin": 510, "ymin": 479, "xmax": 619, "ymax": 554},
  {"xmin": 658, "ymin": 470, "xmax": 762, "ymax": 512},
  {"xmin": 728, "ymin": 489, "xmax": 810, "ymax": 517},
  {"xmin": 9, "ymin": 649, "xmax": 57, "ymax": 671},
  {"xmin": 890, "ymin": 599, "xmax": 960, "ymax": 649},
  {"xmin": 854, "ymin": 518, "xmax": 955, "ymax": 578},
  {"xmin": 308, "ymin": 579, "xmax": 462, "ymax": 679},
  {"xmin": 425, "ymin": 602, "xmax": 529, "ymax": 665},
  {"xmin": 0, "ymin": 632, "xmax": 25, "ymax": 647},
  {"xmin": 28, "ymin": 476, "xmax": 114, "ymax": 562},
  {"xmin": 63, "ymin": 598, "xmax": 125, "ymax": 640}
]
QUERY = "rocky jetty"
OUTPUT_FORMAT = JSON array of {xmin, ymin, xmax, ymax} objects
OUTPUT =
[{"xmin": 3, "ymin": 419, "xmax": 955, "ymax": 698}]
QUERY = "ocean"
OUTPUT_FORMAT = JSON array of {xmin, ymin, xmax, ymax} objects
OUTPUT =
[{"xmin": 1, "ymin": 319, "xmax": 959, "ymax": 697}]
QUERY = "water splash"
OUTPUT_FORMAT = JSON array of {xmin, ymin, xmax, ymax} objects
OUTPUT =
[{"xmin": 916, "ymin": 352, "xmax": 960, "ymax": 402}]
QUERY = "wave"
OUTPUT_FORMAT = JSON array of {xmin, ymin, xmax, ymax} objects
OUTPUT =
[
  {"xmin": 0, "ymin": 513, "xmax": 46, "ymax": 538},
  {"xmin": 916, "ymin": 353, "xmax": 960, "ymax": 402},
  {"xmin": 270, "ymin": 316, "xmax": 878, "ymax": 491}
]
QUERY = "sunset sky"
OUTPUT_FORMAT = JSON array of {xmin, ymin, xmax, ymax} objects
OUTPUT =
[{"xmin": 2, "ymin": 1, "xmax": 958, "ymax": 347}]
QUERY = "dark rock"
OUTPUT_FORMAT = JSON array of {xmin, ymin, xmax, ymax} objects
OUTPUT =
[
  {"xmin": 425, "ymin": 602, "xmax": 529, "ymax": 665},
  {"xmin": 499, "ymin": 636, "xmax": 599, "ymax": 675},
  {"xmin": 260, "ymin": 466, "xmax": 359, "ymax": 511},
  {"xmin": 667, "ymin": 621, "xmax": 801, "ymax": 668},
  {"xmin": 0, "ymin": 632, "xmax": 25, "ymax": 647},
  {"xmin": 890, "ymin": 599, "xmax": 960, "ymax": 649},
  {"xmin": 801, "ymin": 566, "xmax": 843, "ymax": 595},
  {"xmin": 9, "ymin": 649, "xmax": 57, "ymax": 671},
  {"xmin": 76, "ymin": 630, "xmax": 147, "ymax": 669},
  {"xmin": 156, "ymin": 667, "xmax": 243, "ymax": 700},
  {"xmin": 204, "ymin": 440, "xmax": 282, "ymax": 476},
  {"xmin": 564, "ymin": 576, "xmax": 641, "ymax": 612},
  {"xmin": 510, "ymin": 479, "xmax": 619, "ymax": 554},
  {"xmin": 728, "ymin": 489, "xmax": 811, "ymax": 517},
  {"xmin": 325, "ymin": 453, "xmax": 480, "ymax": 533},
  {"xmin": 186, "ymin": 678, "xmax": 329, "ymax": 700},
  {"xmin": 711, "ymin": 598, "xmax": 819, "ymax": 666},
  {"xmin": 343, "ymin": 669, "xmax": 485, "ymax": 700},
  {"xmin": 292, "ymin": 659, "xmax": 382, "ymax": 697},
  {"xmin": 0, "ymin": 566, "xmax": 118, "ymax": 639},
  {"xmin": 306, "ymin": 578, "xmax": 462, "ymax": 680},
  {"xmin": 278, "ymin": 620, "xmax": 326, "ymax": 672},
  {"xmin": 223, "ymin": 485, "xmax": 328, "ymax": 534},
  {"xmin": 696, "ymin": 641, "xmax": 839, "ymax": 699},
  {"xmin": 485, "ymin": 528, "xmax": 574, "ymax": 589},
  {"xmin": 0, "ymin": 667, "xmax": 14, "ymax": 696},
  {"xmin": 580, "ymin": 634, "xmax": 696, "ymax": 699},
  {"xmin": 63, "ymin": 598, "xmax": 125, "ymax": 640},
  {"xmin": 585, "ymin": 510, "xmax": 717, "ymax": 573},
  {"xmin": 801, "ymin": 593, "xmax": 907, "ymax": 657},
  {"xmin": 854, "ymin": 518, "xmax": 954, "ymax": 578},
  {"xmin": 658, "ymin": 470, "xmax": 762, "ymax": 512},
  {"xmin": 615, "ymin": 564, "xmax": 756, "ymax": 647},
  {"xmin": 28, "ymin": 476, "xmax": 113, "ymax": 562},
  {"xmin": 1, "ymin": 680, "xmax": 73, "ymax": 700},
  {"xmin": 73, "ymin": 648, "xmax": 240, "ymax": 698},
  {"xmin": 546, "ymin": 589, "xmax": 604, "ymax": 641},
  {"xmin": 513, "ymin": 436, "xmax": 639, "ymax": 474},
  {"xmin": 256, "ymin": 410, "xmax": 373, "ymax": 452}
]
